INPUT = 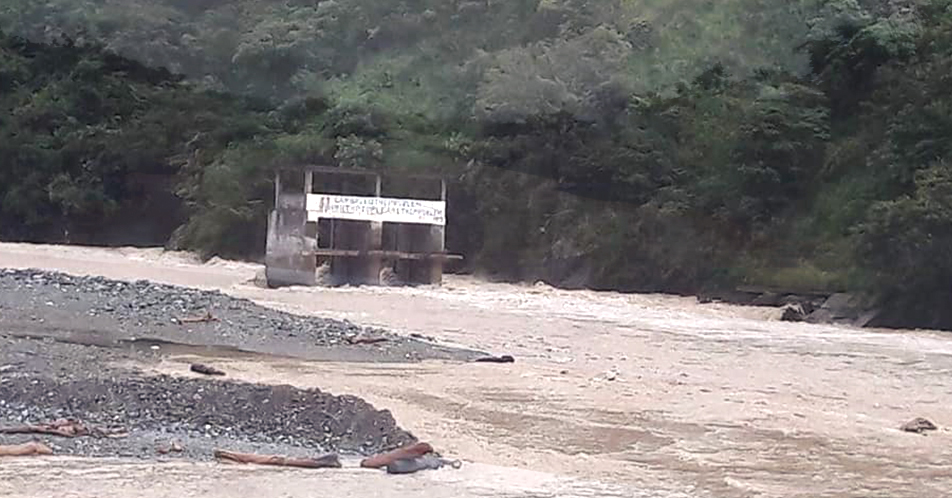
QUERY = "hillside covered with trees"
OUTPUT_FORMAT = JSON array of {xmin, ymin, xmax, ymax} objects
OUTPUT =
[{"xmin": 1, "ymin": 0, "xmax": 951, "ymax": 328}]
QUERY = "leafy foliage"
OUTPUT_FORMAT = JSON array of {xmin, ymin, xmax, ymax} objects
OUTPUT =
[
  {"xmin": 0, "ymin": 32, "xmax": 273, "ymax": 246},
  {"xmin": 4, "ymin": 1, "xmax": 952, "ymax": 329}
]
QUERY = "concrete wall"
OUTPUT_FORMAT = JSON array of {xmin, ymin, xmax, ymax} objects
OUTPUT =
[
  {"xmin": 266, "ymin": 169, "xmax": 447, "ymax": 287},
  {"xmin": 265, "ymin": 192, "xmax": 317, "ymax": 287}
]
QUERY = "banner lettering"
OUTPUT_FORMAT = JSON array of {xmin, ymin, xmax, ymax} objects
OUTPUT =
[{"xmin": 306, "ymin": 194, "xmax": 445, "ymax": 226}]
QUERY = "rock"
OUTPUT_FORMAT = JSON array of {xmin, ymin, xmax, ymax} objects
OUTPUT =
[
  {"xmin": 806, "ymin": 293, "xmax": 880, "ymax": 327},
  {"xmin": 780, "ymin": 304, "xmax": 806, "ymax": 322},
  {"xmin": 779, "ymin": 294, "xmax": 824, "ymax": 315},
  {"xmin": 315, "ymin": 263, "xmax": 334, "ymax": 286},
  {"xmin": 752, "ymin": 292, "xmax": 783, "ymax": 307},
  {"xmin": 696, "ymin": 289, "xmax": 762, "ymax": 306},
  {"xmin": 251, "ymin": 269, "xmax": 268, "ymax": 289},
  {"xmin": 900, "ymin": 417, "xmax": 938, "ymax": 434},
  {"xmin": 379, "ymin": 267, "xmax": 402, "ymax": 287}
]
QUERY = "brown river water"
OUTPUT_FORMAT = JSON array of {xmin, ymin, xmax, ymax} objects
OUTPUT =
[{"xmin": 0, "ymin": 242, "xmax": 949, "ymax": 498}]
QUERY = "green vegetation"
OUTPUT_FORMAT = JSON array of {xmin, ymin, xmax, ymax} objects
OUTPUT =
[{"xmin": 2, "ymin": 0, "xmax": 952, "ymax": 328}]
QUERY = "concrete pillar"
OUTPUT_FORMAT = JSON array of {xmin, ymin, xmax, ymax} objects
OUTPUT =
[
  {"xmin": 265, "ymin": 170, "xmax": 316, "ymax": 287},
  {"xmin": 330, "ymin": 220, "xmax": 380, "ymax": 286},
  {"xmin": 427, "ymin": 179, "xmax": 447, "ymax": 285},
  {"xmin": 365, "ymin": 220, "xmax": 383, "ymax": 285},
  {"xmin": 367, "ymin": 174, "xmax": 383, "ymax": 285},
  {"xmin": 394, "ymin": 224, "xmax": 414, "ymax": 284}
]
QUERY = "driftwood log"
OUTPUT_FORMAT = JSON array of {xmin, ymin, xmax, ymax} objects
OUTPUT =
[
  {"xmin": 473, "ymin": 355, "xmax": 515, "ymax": 364},
  {"xmin": 0, "ymin": 419, "xmax": 126, "ymax": 439},
  {"xmin": 386, "ymin": 455, "xmax": 462, "ymax": 474},
  {"xmin": 0, "ymin": 442, "xmax": 53, "ymax": 457},
  {"xmin": 346, "ymin": 332, "xmax": 389, "ymax": 345},
  {"xmin": 180, "ymin": 311, "xmax": 218, "ymax": 323},
  {"xmin": 359, "ymin": 442, "xmax": 434, "ymax": 469},
  {"xmin": 190, "ymin": 363, "xmax": 226, "ymax": 376},
  {"xmin": 0, "ymin": 419, "xmax": 89, "ymax": 438},
  {"xmin": 214, "ymin": 450, "xmax": 341, "ymax": 469}
]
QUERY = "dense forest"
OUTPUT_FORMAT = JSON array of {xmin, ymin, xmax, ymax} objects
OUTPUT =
[{"xmin": 1, "ymin": 0, "xmax": 951, "ymax": 328}]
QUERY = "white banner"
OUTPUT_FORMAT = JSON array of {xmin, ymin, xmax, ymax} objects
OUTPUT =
[{"xmin": 306, "ymin": 194, "xmax": 445, "ymax": 226}]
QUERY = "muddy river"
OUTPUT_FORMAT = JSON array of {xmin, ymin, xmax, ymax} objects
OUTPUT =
[{"xmin": 0, "ymin": 242, "xmax": 949, "ymax": 498}]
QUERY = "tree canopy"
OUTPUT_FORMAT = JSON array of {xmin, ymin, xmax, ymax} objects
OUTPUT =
[{"xmin": 3, "ymin": 0, "xmax": 952, "ymax": 328}]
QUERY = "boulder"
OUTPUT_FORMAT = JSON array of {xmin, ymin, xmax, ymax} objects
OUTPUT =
[
  {"xmin": 251, "ymin": 268, "xmax": 268, "ymax": 289},
  {"xmin": 780, "ymin": 294, "xmax": 824, "ymax": 315},
  {"xmin": 379, "ymin": 266, "xmax": 402, "ymax": 287},
  {"xmin": 900, "ymin": 417, "xmax": 938, "ymax": 434},
  {"xmin": 780, "ymin": 304, "xmax": 806, "ymax": 322},
  {"xmin": 752, "ymin": 292, "xmax": 783, "ymax": 307},
  {"xmin": 806, "ymin": 293, "xmax": 880, "ymax": 327},
  {"xmin": 315, "ymin": 262, "xmax": 334, "ymax": 286},
  {"xmin": 696, "ymin": 289, "xmax": 761, "ymax": 306}
]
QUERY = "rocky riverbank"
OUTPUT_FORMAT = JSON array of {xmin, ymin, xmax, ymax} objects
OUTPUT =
[
  {"xmin": 0, "ymin": 269, "xmax": 479, "ymax": 461},
  {"xmin": 0, "ymin": 268, "xmax": 482, "ymax": 362}
]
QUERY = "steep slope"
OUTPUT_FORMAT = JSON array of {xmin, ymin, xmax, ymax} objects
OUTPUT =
[{"xmin": 4, "ymin": 0, "xmax": 952, "ymax": 330}]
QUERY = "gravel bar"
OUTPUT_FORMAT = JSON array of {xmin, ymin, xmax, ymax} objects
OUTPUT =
[{"xmin": 0, "ymin": 268, "xmax": 476, "ymax": 460}]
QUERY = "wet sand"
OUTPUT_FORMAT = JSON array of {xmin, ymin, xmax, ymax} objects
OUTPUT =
[{"xmin": 1, "ymin": 242, "xmax": 950, "ymax": 497}]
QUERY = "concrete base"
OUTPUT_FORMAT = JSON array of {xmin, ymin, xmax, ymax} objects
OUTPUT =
[
  {"xmin": 265, "ymin": 203, "xmax": 316, "ymax": 288},
  {"xmin": 266, "ymin": 169, "xmax": 451, "ymax": 288}
]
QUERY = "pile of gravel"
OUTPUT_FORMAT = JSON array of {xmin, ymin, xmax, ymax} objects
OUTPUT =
[
  {"xmin": 0, "ymin": 269, "xmax": 469, "ymax": 461},
  {"xmin": 0, "ymin": 372, "xmax": 415, "ymax": 459},
  {"xmin": 0, "ymin": 268, "xmax": 373, "ymax": 347}
]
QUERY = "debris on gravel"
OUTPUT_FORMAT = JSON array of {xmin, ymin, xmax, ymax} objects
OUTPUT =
[
  {"xmin": 473, "ymin": 354, "xmax": 515, "ymax": 364},
  {"xmin": 190, "ymin": 363, "xmax": 226, "ymax": 376},
  {"xmin": 0, "ymin": 268, "xmax": 476, "ymax": 462},
  {"xmin": 360, "ymin": 442, "xmax": 434, "ymax": 469},
  {"xmin": 0, "ymin": 370, "xmax": 416, "ymax": 460},
  {"xmin": 0, "ymin": 268, "xmax": 372, "ymax": 346},
  {"xmin": 0, "ymin": 268, "xmax": 483, "ymax": 362},
  {"xmin": 385, "ymin": 455, "xmax": 463, "ymax": 474},
  {"xmin": 214, "ymin": 449, "xmax": 342, "ymax": 469},
  {"xmin": 901, "ymin": 417, "xmax": 938, "ymax": 434},
  {"xmin": 0, "ymin": 441, "xmax": 53, "ymax": 457}
]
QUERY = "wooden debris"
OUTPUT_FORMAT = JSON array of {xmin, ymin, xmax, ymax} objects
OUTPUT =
[
  {"xmin": 180, "ymin": 311, "xmax": 218, "ymax": 324},
  {"xmin": 346, "ymin": 332, "xmax": 389, "ymax": 345},
  {"xmin": 901, "ymin": 417, "xmax": 938, "ymax": 434},
  {"xmin": 360, "ymin": 442, "xmax": 433, "ymax": 469},
  {"xmin": 214, "ymin": 450, "xmax": 341, "ymax": 469},
  {"xmin": 0, "ymin": 418, "xmax": 89, "ymax": 437},
  {"xmin": 157, "ymin": 441, "xmax": 185, "ymax": 455},
  {"xmin": 92, "ymin": 426, "xmax": 129, "ymax": 439},
  {"xmin": 0, "ymin": 441, "xmax": 53, "ymax": 457},
  {"xmin": 473, "ymin": 355, "xmax": 515, "ymax": 364},
  {"xmin": 0, "ymin": 419, "xmax": 124, "ymax": 439},
  {"xmin": 190, "ymin": 363, "xmax": 226, "ymax": 376},
  {"xmin": 386, "ymin": 455, "xmax": 462, "ymax": 474}
]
